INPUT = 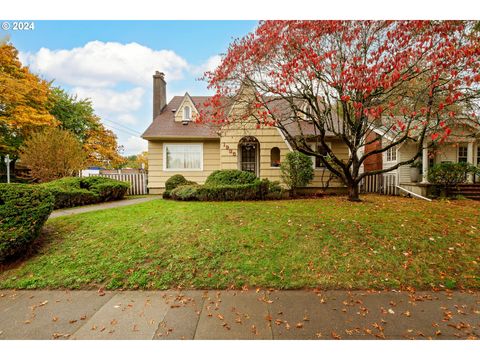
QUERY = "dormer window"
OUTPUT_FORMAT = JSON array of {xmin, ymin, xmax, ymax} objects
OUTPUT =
[{"xmin": 183, "ymin": 106, "xmax": 191, "ymax": 121}]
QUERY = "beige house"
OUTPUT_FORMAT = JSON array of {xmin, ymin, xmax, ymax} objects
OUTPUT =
[{"xmin": 142, "ymin": 72, "xmax": 349, "ymax": 194}]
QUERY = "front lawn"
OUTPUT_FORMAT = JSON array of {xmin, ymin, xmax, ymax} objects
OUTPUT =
[{"xmin": 0, "ymin": 195, "xmax": 478, "ymax": 290}]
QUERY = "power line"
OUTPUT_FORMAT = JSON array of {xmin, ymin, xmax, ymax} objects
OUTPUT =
[
  {"xmin": 102, "ymin": 119, "xmax": 142, "ymax": 136},
  {"xmin": 102, "ymin": 121, "xmax": 142, "ymax": 138}
]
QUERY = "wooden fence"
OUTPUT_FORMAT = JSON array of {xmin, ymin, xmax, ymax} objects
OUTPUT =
[
  {"xmin": 360, "ymin": 173, "xmax": 399, "ymax": 196},
  {"xmin": 86, "ymin": 173, "xmax": 148, "ymax": 195}
]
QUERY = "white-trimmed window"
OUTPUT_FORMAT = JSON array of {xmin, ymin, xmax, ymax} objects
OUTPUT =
[
  {"xmin": 163, "ymin": 143, "xmax": 203, "ymax": 171},
  {"xmin": 458, "ymin": 145, "xmax": 468, "ymax": 163},
  {"xmin": 386, "ymin": 146, "xmax": 397, "ymax": 162},
  {"xmin": 183, "ymin": 106, "xmax": 191, "ymax": 121}
]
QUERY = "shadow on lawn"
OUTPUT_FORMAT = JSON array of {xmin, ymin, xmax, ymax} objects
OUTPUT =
[{"xmin": 0, "ymin": 226, "xmax": 59, "ymax": 272}]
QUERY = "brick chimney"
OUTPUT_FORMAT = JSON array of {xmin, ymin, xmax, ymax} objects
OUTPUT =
[{"xmin": 153, "ymin": 71, "xmax": 166, "ymax": 119}]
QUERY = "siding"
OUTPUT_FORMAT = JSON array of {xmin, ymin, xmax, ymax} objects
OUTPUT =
[
  {"xmin": 219, "ymin": 121, "xmax": 347, "ymax": 187},
  {"xmin": 148, "ymin": 140, "xmax": 220, "ymax": 191}
]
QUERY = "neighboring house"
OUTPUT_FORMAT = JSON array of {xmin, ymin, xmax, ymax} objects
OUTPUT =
[
  {"xmin": 370, "ymin": 123, "xmax": 480, "ymax": 197},
  {"xmin": 142, "ymin": 72, "xmax": 350, "ymax": 194}
]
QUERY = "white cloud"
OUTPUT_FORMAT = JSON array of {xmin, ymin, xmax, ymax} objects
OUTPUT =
[
  {"xmin": 20, "ymin": 40, "xmax": 189, "ymax": 88},
  {"xmin": 72, "ymin": 86, "xmax": 145, "ymax": 114},
  {"xmin": 192, "ymin": 54, "xmax": 222, "ymax": 76},
  {"xmin": 123, "ymin": 136, "xmax": 148, "ymax": 155}
]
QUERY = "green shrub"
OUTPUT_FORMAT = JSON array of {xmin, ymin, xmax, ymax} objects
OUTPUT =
[
  {"xmin": 427, "ymin": 162, "xmax": 477, "ymax": 196},
  {"xmin": 81, "ymin": 177, "xmax": 130, "ymax": 202},
  {"xmin": 170, "ymin": 179, "xmax": 284, "ymax": 201},
  {"xmin": 205, "ymin": 169, "xmax": 258, "ymax": 186},
  {"xmin": 280, "ymin": 151, "xmax": 314, "ymax": 196},
  {"xmin": 40, "ymin": 176, "xmax": 129, "ymax": 209},
  {"xmin": 0, "ymin": 183, "xmax": 54, "ymax": 262},
  {"xmin": 164, "ymin": 174, "xmax": 197, "ymax": 198}
]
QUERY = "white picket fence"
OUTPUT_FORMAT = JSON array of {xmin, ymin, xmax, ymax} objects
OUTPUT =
[
  {"xmin": 360, "ymin": 173, "xmax": 399, "ymax": 196},
  {"xmin": 85, "ymin": 173, "xmax": 148, "ymax": 195}
]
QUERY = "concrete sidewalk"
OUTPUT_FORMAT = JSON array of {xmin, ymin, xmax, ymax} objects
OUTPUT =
[
  {"xmin": 0, "ymin": 290, "xmax": 478, "ymax": 340},
  {"xmin": 49, "ymin": 196, "xmax": 162, "ymax": 219}
]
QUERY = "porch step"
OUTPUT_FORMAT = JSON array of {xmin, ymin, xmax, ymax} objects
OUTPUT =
[{"xmin": 448, "ymin": 184, "xmax": 480, "ymax": 200}]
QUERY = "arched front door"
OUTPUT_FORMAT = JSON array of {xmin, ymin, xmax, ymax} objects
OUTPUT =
[{"xmin": 238, "ymin": 136, "xmax": 260, "ymax": 176}]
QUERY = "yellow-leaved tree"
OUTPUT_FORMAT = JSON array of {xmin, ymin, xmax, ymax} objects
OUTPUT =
[
  {"xmin": 0, "ymin": 43, "xmax": 57, "ymax": 161},
  {"xmin": 83, "ymin": 115, "xmax": 126, "ymax": 168}
]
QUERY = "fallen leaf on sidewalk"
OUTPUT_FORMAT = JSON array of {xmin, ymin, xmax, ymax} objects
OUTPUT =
[{"xmin": 52, "ymin": 317, "xmax": 58, "ymax": 322}]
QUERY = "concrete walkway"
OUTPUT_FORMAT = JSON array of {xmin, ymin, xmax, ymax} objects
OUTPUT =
[
  {"xmin": 49, "ymin": 196, "xmax": 162, "ymax": 219},
  {"xmin": 0, "ymin": 290, "xmax": 478, "ymax": 340}
]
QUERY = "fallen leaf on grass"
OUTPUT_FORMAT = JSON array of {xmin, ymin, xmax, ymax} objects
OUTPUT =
[
  {"xmin": 132, "ymin": 324, "xmax": 139, "ymax": 332},
  {"xmin": 296, "ymin": 323, "xmax": 304, "ymax": 329},
  {"xmin": 69, "ymin": 319, "xmax": 77, "ymax": 324},
  {"xmin": 52, "ymin": 317, "xmax": 58, "ymax": 322},
  {"xmin": 52, "ymin": 333, "xmax": 70, "ymax": 339},
  {"xmin": 331, "ymin": 331, "xmax": 341, "ymax": 339}
]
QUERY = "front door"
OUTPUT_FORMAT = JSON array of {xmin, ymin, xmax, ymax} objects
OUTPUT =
[{"xmin": 240, "ymin": 144, "xmax": 257, "ymax": 174}]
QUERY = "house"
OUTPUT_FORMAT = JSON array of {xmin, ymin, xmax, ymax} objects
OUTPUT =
[
  {"xmin": 142, "ymin": 72, "xmax": 350, "ymax": 194},
  {"xmin": 370, "ymin": 123, "xmax": 480, "ymax": 197}
]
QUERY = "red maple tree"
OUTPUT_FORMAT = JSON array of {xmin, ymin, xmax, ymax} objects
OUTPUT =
[{"xmin": 199, "ymin": 21, "xmax": 480, "ymax": 201}]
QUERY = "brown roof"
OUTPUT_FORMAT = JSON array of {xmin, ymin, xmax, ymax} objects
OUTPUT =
[
  {"xmin": 142, "ymin": 96, "xmax": 221, "ymax": 139},
  {"xmin": 141, "ymin": 95, "xmax": 339, "ymax": 140}
]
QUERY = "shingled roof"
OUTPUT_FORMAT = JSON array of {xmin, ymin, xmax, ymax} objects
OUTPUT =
[
  {"xmin": 142, "ymin": 96, "xmax": 221, "ymax": 139},
  {"xmin": 142, "ymin": 95, "xmax": 340, "ymax": 140}
]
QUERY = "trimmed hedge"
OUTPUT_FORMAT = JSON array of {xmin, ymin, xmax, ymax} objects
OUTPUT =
[
  {"xmin": 170, "ymin": 179, "xmax": 284, "ymax": 201},
  {"xmin": 0, "ymin": 183, "xmax": 54, "ymax": 262},
  {"xmin": 205, "ymin": 169, "xmax": 258, "ymax": 186},
  {"xmin": 163, "ymin": 174, "xmax": 197, "ymax": 198},
  {"xmin": 40, "ymin": 176, "xmax": 130, "ymax": 209}
]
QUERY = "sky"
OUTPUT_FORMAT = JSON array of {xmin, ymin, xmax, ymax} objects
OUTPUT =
[{"xmin": 0, "ymin": 20, "xmax": 258, "ymax": 155}]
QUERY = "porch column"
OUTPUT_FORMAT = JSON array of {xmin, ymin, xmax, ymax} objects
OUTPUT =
[
  {"xmin": 421, "ymin": 140, "xmax": 429, "ymax": 183},
  {"xmin": 467, "ymin": 142, "xmax": 474, "ymax": 183}
]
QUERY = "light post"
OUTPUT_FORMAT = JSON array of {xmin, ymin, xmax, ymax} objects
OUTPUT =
[{"xmin": 4, "ymin": 154, "xmax": 11, "ymax": 183}]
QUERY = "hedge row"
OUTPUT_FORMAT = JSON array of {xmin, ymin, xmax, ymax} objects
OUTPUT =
[
  {"xmin": 40, "ymin": 176, "xmax": 130, "ymax": 209},
  {"xmin": 163, "ymin": 174, "xmax": 197, "ymax": 198},
  {"xmin": 170, "ymin": 179, "xmax": 284, "ymax": 201},
  {"xmin": 205, "ymin": 169, "xmax": 258, "ymax": 186},
  {"xmin": 0, "ymin": 183, "xmax": 54, "ymax": 262}
]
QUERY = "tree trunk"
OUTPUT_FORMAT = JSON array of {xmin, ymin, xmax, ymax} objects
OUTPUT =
[{"xmin": 347, "ymin": 182, "xmax": 361, "ymax": 202}]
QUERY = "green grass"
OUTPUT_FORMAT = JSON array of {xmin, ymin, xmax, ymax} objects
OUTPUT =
[{"xmin": 0, "ymin": 195, "xmax": 478, "ymax": 290}]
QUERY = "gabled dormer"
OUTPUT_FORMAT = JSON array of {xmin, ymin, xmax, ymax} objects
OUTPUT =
[{"xmin": 174, "ymin": 92, "xmax": 199, "ymax": 124}]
